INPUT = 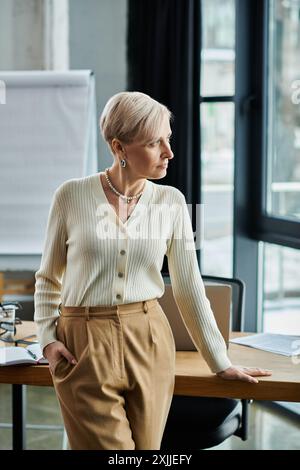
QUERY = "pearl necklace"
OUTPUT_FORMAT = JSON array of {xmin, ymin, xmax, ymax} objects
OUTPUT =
[{"xmin": 104, "ymin": 168, "xmax": 145, "ymax": 204}]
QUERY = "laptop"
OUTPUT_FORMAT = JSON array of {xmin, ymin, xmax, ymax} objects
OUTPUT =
[{"xmin": 157, "ymin": 282, "xmax": 231, "ymax": 351}]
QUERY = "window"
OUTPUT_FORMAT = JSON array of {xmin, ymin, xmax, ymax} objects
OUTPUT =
[
  {"xmin": 201, "ymin": 0, "xmax": 235, "ymax": 96},
  {"xmin": 253, "ymin": 0, "xmax": 300, "ymax": 249},
  {"xmin": 266, "ymin": 0, "xmax": 300, "ymax": 221},
  {"xmin": 253, "ymin": 0, "xmax": 300, "ymax": 418},
  {"xmin": 262, "ymin": 242, "xmax": 300, "ymax": 334},
  {"xmin": 200, "ymin": 0, "xmax": 235, "ymax": 277},
  {"xmin": 260, "ymin": 0, "xmax": 300, "ymax": 332}
]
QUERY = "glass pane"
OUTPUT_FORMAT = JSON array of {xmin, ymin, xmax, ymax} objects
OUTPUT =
[
  {"xmin": 201, "ymin": 0, "xmax": 235, "ymax": 96},
  {"xmin": 262, "ymin": 242, "xmax": 300, "ymax": 334},
  {"xmin": 266, "ymin": 0, "xmax": 300, "ymax": 220},
  {"xmin": 0, "ymin": 384, "xmax": 12, "ymax": 449},
  {"xmin": 201, "ymin": 102, "xmax": 234, "ymax": 277},
  {"xmin": 26, "ymin": 386, "xmax": 65, "ymax": 450}
]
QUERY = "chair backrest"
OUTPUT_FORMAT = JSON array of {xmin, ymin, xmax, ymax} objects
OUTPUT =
[
  {"xmin": 159, "ymin": 277, "xmax": 232, "ymax": 350},
  {"xmin": 201, "ymin": 275, "xmax": 246, "ymax": 332}
]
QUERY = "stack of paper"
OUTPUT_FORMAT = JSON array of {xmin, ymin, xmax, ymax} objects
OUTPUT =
[{"xmin": 230, "ymin": 333, "xmax": 300, "ymax": 356}]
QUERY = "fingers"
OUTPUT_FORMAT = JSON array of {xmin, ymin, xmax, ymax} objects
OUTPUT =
[
  {"xmin": 240, "ymin": 372, "xmax": 259, "ymax": 384},
  {"xmin": 61, "ymin": 346, "xmax": 77, "ymax": 365},
  {"xmin": 218, "ymin": 365, "xmax": 272, "ymax": 383},
  {"xmin": 47, "ymin": 344, "xmax": 77, "ymax": 376},
  {"xmin": 242, "ymin": 367, "xmax": 272, "ymax": 377},
  {"xmin": 221, "ymin": 370, "xmax": 259, "ymax": 383},
  {"xmin": 231, "ymin": 369, "xmax": 259, "ymax": 383}
]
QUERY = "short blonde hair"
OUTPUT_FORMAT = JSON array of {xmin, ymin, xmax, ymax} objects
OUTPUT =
[{"xmin": 99, "ymin": 91, "xmax": 174, "ymax": 154}]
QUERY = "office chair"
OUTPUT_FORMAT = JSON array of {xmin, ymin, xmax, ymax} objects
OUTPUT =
[{"xmin": 160, "ymin": 274, "xmax": 250, "ymax": 450}]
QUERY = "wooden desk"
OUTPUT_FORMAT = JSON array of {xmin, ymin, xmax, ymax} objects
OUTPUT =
[
  {"xmin": 1, "ymin": 322, "xmax": 300, "ymax": 449},
  {"xmin": 1, "ymin": 322, "xmax": 299, "ymax": 401},
  {"xmin": 175, "ymin": 334, "xmax": 300, "ymax": 403}
]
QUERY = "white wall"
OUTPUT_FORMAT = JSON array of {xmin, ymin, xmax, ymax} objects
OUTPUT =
[
  {"xmin": 0, "ymin": 0, "xmax": 45, "ymax": 70},
  {"xmin": 69, "ymin": 0, "xmax": 128, "ymax": 170}
]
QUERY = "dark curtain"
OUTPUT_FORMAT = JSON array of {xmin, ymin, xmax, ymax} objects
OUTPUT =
[
  {"xmin": 127, "ymin": 0, "xmax": 201, "ymax": 205},
  {"xmin": 127, "ymin": 0, "xmax": 202, "ymax": 271}
]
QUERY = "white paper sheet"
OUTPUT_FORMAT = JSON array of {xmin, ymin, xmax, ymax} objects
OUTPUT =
[{"xmin": 230, "ymin": 333, "xmax": 300, "ymax": 356}]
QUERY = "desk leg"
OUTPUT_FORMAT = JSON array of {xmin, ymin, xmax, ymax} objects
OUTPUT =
[{"xmin": 12, "ymin": 384, "xmax": 26, "ymax": 450}]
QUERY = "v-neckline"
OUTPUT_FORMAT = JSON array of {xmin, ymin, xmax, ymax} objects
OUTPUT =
[{"xmin": 92, "ymin": 172, "xmax": 152, "ymax": 228}]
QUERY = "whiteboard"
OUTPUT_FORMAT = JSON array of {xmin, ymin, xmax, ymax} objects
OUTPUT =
[{"xmin": 0, "ymin": 70, "xmax": 98, "ymax": 254}]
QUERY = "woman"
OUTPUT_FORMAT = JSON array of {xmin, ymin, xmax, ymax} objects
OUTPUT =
[{"xmin": 34, "ymin": 91, "xmax": 271, "ymax": 450}]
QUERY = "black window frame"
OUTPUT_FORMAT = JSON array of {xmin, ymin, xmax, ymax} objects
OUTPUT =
[
  {"xmin": 199, "ymin": 1, "xmax": 236, "ymax": 276},
  {"xmin": 234, "ymin": 0, "xmax": 300, "ymax": 333},
  {"xmin": 200, "ymin": 0, "xmax": 263, "ymax": 331},
  {"xmin": 250, "ymin": 0, "xmax": 300, "ymax": 250},
  {"xmin": 233, "ymin": 0, "xmax": 265, "ymax": 332}
]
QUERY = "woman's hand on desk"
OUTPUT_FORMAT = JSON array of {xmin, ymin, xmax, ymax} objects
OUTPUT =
[
  {"xmin": 216, "ymin": 365, "xmax": 272, "ymax": 383},
  {"xmin": 43, "ymin": 341, "xmax": 77, "ymax": 375}
]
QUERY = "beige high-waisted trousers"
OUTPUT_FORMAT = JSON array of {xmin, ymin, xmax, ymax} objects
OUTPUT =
[{"xmin": 51, "ymin": 298, "xmax": 176, "ymax": 450}]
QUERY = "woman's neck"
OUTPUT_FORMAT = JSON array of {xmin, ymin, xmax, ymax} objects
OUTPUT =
[{"xmin": 105, "ymin": 165, "xmax": 146, "ymax": 196}]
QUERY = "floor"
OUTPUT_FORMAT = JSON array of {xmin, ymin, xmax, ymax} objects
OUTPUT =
[
  {"xmin": 209, "ymin": 402, "xmax": 300, "ymax": 450},
  {"xmin": 0, "ymin": 385, "xmax": 299, "ymax": 450}
]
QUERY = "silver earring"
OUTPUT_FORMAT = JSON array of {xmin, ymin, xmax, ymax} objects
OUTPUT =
[{"xmin": 120, "ymin": 159, "xmax": 126, "ymax": 168}]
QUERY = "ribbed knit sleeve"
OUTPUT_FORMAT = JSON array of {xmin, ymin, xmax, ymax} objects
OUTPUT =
[
  {"xmin": 167, "ymin": 191, "xmax": 232, "ymax": 373},
  {"xmin": 34, "ymin": 189, "xmax": 67, "ymax": 354}
]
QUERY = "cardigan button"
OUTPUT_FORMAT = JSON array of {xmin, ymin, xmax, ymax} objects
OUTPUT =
[
  {"xmin": 118, "ymin": 272, "xmax": 123, "ymax": 278},
  {"xmin": 120, "ymin": 250, "xmax": 126, "ymax": 255},
  {"xmin": 116, "ymin": 294, "xmax": 121, "ymax": 299}
]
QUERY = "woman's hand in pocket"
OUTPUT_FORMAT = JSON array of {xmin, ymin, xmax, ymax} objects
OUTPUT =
[{"xmin": 43, "ymin": 341, "xmax": 77, "ymax": 375}]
